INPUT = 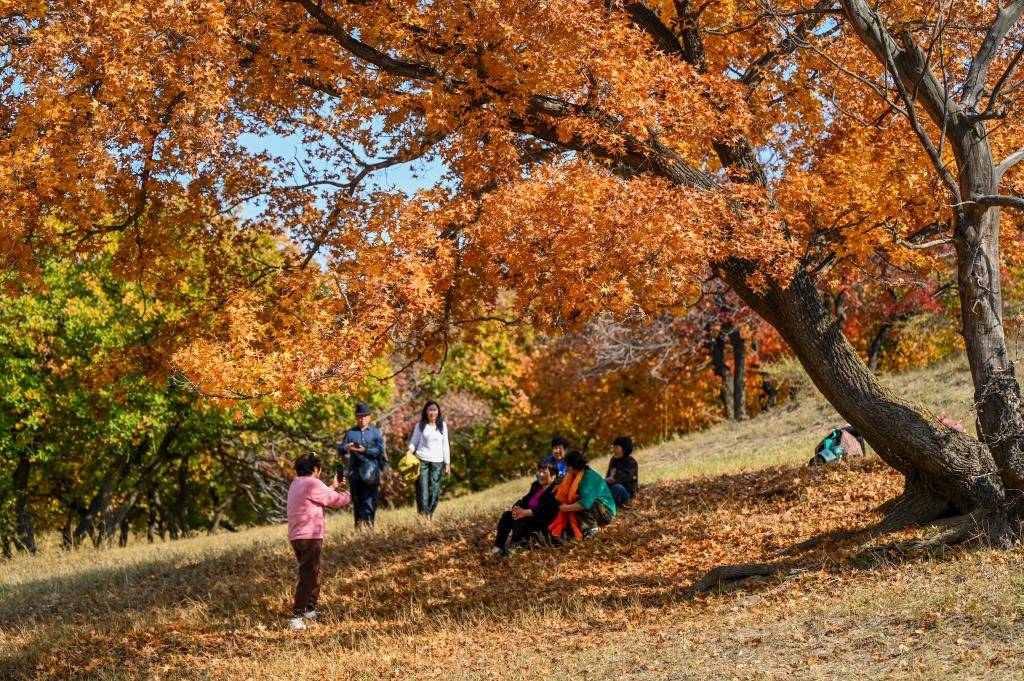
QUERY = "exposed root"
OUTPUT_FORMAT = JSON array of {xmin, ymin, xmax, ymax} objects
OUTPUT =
[
  {"xmin": 872, "ymin": 485, "xmax": 954, "ymax": 536},
  {"xmin": 688, "ymin": 562, "xmax": 790, "ymax": 595},
  {"xmin": 777, "ymin": 528, "xmax": 863, "ymax": 556}
]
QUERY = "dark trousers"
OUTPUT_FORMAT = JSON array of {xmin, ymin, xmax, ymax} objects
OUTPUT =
[
  {"xmin": 416, "ymin": 461, "xmax": 444, "ymax": 516},
  {"xmin": 608, "ymin": 483, "xmax": 632, "ymax": 506},
  {"xmin": 349, "ymin": 476, "xmax": 379, "ymax": 527},
  {"xmin": 494, "ymin": 511, "xmax": 548, "ymax": 548},
  {"xmin": 290, "ymin": 538, "xmax": 323, "ymax": 616},
  {"xmin": 576, "ymin": 501, "xmax": 614, "ymax": 531}
]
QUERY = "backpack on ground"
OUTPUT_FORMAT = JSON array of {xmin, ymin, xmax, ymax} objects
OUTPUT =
[{"xmin": 809, "ymin": 425, "xmax": 865, "ymax": 467}]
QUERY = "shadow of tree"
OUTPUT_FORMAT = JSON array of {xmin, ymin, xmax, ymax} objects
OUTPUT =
[{"xmin": 1, "ymin": 458, "xmax": 905, "ymax": 679}]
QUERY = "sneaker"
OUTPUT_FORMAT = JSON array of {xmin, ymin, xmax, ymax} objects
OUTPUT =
[
  {"xmin": 582, "ymin": 527, "xmax": 600, "ymax": 539},
  {"xmin": 490, "ymin": 546, "xmax": 502, "ymax": 554},
  {"xmin": 288, "ymin": 617, "xmax": 307, "ymax": 631},
  {"xmin": 303, "ymin": 610, "xmax": 318, "ymax": 621}
]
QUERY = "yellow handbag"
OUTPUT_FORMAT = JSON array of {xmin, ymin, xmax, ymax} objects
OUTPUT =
[{"xmin": 398, "ymin": 452, "xmax": 421, "ymax": 482}]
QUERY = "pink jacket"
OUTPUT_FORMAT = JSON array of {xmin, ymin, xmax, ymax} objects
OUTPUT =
[{"xmin": 287, "ymin": 475, "xmax": 351, "ymax": 540}]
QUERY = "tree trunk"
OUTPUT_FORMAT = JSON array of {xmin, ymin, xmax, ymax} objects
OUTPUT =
[
  {"xmin": 866, "ymin": 322, "xmax": 893, "ymax": 373},
  {"xmin": 12, "ymin": 453, "xmax": 36, "ymax": 554},
  {"xmin": 62, "ymin": 513, "xmax": 75, "ymax": 550},
  {"xmin": 118, "ymin": 514, "xmax": 131, "ymax": 548},
  {"xmin": 709, "ymin": 332, "xmax": 734, "ymax": 419},
  {"xmin": 176, "ymin": 459, "xmax": 191, "ymax": 537},
  {"xmin": 723, "ymin": 265, "xmax": 1005, "ymax": 522},
  {"xmin": 953, "ymin": 126, "xmax": 1024, "ymax": 511},
  {"xmin": 730, "ymin": 328, "xmax": 748, "ymax": 421},
  {"xmin": 152, "ymin": 491, "xmax": 177, "ymax": 540},
  {"xmin": 208, "ymin": 486, "xmax": 242, "ymax": 535},
  {"xmin": 147, "ymin": 497, "xmax": 157, "ymax": 543}
]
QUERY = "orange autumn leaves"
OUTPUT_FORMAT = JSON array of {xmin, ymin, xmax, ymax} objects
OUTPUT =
[{"xmin": 3, "ymin": 0, "xmax": 1023, "ymax": 400}]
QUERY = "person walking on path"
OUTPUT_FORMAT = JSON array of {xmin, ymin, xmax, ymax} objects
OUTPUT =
[
  {"xmin": 339, "ymin": 402, "xmax": 387, "ymax": 529},
  {"xmin": 406, "ymin": 400, "xmax": 451, "ymax": 519},
  {"xmin": 605, "ymin": 435, "xmax": 638, "ymax": 507},
  {"xmin": 286, "ymin": 452, "xmax": 351, "ymax": 631}
]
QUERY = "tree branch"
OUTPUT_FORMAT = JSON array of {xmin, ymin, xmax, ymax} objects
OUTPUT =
[{"xmin": 961, "ymin": 0, "xmax": 1024, "ymax": 110}]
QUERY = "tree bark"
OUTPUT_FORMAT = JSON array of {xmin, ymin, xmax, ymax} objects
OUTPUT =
[
  {"xmin": 866, "ymin": 322, "xmax": 893, "ymax": 373},
  {"xmin": 176, "ymin": 459, "xmax": 191, "ymax": 537},
  {"xmin": 208, "ymin": 486, "xmax": 242, "ymax": 535},
  {"xmin": 730, "ymin": 328, "xmax": 748, "ymax": 421},
  {"xmin": 709, "ymin": 332, "xmax": 734, "ymax": 419},
  {"xmin": 12, "ymin": 453, "xmax": 36, "ymax": 554},
  {"xmin": 952, "ymin": 125, "xmax": 1024, "ymax": 508},
  {"xmin": 723, "ymin": 265, "xmax": 1005, "ymax": 520}
]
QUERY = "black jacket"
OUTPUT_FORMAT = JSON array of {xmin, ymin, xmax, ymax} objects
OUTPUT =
[
  {"xmin": 513, "ymin": 481, "xmax": 560, "ymax": 528},
  {"xmin": 607, "ymin": 454, "xmax": 639, "ymax": 497}
]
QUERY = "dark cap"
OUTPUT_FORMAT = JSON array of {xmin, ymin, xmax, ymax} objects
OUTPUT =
[{"xmin": 354, "ymin": 401, "xmax": 372, "ymax": 416}]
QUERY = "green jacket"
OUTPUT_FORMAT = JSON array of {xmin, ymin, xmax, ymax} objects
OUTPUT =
[{"xmin": 577, "ymin": 468, "xmax": 617, "ymax": 516}]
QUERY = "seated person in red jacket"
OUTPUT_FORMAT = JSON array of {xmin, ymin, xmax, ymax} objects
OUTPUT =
[
  {"xmin": 605, "ymin": 435, "xmax": 639, "ymax": 507},
  {"xmin": 492, "ymin": 460, "xmax": 561, "ymax": 556}
]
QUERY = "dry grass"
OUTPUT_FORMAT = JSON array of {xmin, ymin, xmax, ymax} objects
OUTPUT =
[{"xmin": 4, "ymin": 359, "xmax": 1023, "ymax": 680}]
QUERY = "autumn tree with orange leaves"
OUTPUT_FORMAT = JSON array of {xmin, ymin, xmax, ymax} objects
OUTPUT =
[{"xmin": 3, "ymin": 0, "xmax": 1024, "ymax": 543}]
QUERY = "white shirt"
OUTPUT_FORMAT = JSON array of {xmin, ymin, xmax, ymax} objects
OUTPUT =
[{"xmin": 408, "ymin": 422, "xmax": 450, "ymax": 464}]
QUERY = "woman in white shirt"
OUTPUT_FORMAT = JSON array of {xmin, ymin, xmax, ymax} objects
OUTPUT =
[{"xmin": 406, "ymin": 401, "xmax": 451, "ymax": 518}]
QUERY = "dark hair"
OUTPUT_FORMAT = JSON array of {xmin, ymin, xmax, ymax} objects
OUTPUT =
[
  {"xmin": 419, "ymin": 400, "xmax": 445, "ymax": 435},
  {"xmin": 537, "ymin": 459, "xmax": 560, "ymax": 477},
  {"xmin": 612, "ymin": 436, "xmax": 634, "ymax": 456},
  {"xmin": 564, "ymin": 450, "xmax": 587, "ymax": 471},
  {"xmin": 551, "ymin": 435, "xmax": 570, "ymax": 449},
  {"xmin": 295, "ymin": 452, "xmax": 323, "ymax": 477}
]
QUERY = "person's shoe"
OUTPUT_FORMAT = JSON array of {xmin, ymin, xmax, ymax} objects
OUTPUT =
[
  {"xmin": 303, "ymin": 610, "xmax": 318, "ymax": 621},
  {"xmin": 490, "ymin": 546, "xmax": 502, "ymax": 554},
  {"xmin": 288, "ymin": 617, "xmax": 307, "ymax": 631},
  {"xmin": 582, "ymin": 527, "xmax": 600, "ymax": 539}
]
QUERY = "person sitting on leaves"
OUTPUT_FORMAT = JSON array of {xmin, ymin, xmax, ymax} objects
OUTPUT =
[
  {"xmin": 338, "ymin": 401, "xmax": 387, "ymax": 529},
  {"xmin": 492, "ymin": 459, "xmax": 561, "ymax": 556},
  {"xmin": 605, "ymin": 435, "xmax": 639, "ymax": 507},
  {"xmin": 549, "ymin": 450, "xmax": 616, "ymax": 541}
]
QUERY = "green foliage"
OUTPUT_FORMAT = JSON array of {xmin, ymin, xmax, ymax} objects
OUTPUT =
[{"xmin": 0, "ymin": 245, "xmax": 389, "ymax": 551}]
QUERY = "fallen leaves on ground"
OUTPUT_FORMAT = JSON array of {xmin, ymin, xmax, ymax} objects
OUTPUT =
[{"xmin": 2, "ymin": 457, "xmax": 916, "ymax": 679}]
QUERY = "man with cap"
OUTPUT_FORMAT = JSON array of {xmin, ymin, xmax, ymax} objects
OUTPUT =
[{"xmin": 338, "ymin": 402, "xmax": 388, "ymax": 528}]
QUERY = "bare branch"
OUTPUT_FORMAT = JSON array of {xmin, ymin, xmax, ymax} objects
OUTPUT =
[
  {"xmin": 996, "ymin": 146, "xmax": 1024, "ymax": 181},
  {"xmin": 973, "ymin": 194, "xmax": 1024, "ymax": 210},
  {"xmin": 961, "ymin": 0, "xmax": 1024, "ymax": 110}
]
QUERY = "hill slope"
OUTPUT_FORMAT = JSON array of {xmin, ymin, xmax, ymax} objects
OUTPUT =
[{"xmin": 3, "ymin": 360, "xmax": 1024, "ymax": 680}]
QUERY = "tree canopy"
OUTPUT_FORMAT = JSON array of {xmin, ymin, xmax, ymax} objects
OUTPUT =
[{"xmin": 4, "ymin": 0, "xmax": 1024, "ymax": 540}]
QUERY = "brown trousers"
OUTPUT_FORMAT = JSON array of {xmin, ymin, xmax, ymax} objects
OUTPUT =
[{"xmin": 290, "ymin": 538, "xmax": 323, "ymax": 617}]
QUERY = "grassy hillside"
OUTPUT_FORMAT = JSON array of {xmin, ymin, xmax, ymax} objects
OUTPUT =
[{"xmin": 4, "ymin": 360, "xmax": 1024, "ymax": 680}]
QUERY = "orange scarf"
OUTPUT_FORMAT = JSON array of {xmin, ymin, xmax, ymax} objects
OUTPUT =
[{"xmin": 547, "ymin": 470, "xmax": 583, "ymax": 540}]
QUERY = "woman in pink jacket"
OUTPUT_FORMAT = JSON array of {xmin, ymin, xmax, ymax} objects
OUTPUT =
[{"xmin": 286, "ymin": 452, "xmax": 351, "ymax": 631}]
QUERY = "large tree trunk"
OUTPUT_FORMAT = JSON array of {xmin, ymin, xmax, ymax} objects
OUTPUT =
[
  {"xmin": 953, "ymin": 126, "xmax": 1024, "ymax": 510},
  {"xmin": 723, "ymin": 265, "xmax": 1005, "ymax": 524}
]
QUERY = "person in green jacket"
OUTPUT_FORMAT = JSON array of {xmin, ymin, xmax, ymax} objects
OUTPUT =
[{"xmin": 559, "ymin": 450, "xmax": 616, "ymax": 538}]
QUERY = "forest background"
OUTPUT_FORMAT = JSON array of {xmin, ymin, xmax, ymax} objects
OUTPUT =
[
  {"xmin": 4, "ymin": 228, "xmax": 1018, "ymax": 554},
  {"xmin": 3, "ymin": 0, "xmax": 1024, "ymax": 558}
]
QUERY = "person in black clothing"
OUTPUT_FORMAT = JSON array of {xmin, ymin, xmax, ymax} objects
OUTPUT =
[
  {"xmin": 605, "ymin": 435, "xmax": 638, "ymax": 507},
  {"xmin": 338, "ymin": 402, "xmax": 388, "ymax": 528},
  {"xmin": 492, "ymin": 460, "xmax": 561, "ymax": 555}
]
